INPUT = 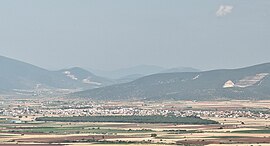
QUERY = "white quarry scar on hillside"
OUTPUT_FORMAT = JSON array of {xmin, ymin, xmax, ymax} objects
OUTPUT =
[
  {"xmin": 63, "ymin": 71, "xmax": 78, "ymax": 80},
  {"xmin": 63, "ymin": 71, "xmax": 102, "ymax": 85},
  {"xmin": 223, "ymin": 73, "xmax": 269, "ymax": 88}
]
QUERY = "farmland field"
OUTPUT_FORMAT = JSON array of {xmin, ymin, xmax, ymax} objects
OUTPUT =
[{"xmin": 1, "ymin": 98, "xmax": 270, "ymax": 145}]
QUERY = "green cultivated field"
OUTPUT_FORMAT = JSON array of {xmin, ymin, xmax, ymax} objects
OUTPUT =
[
  {"xmin": 36, "ymin": 115, "xmax": 218, "ymax": 124},
  {"xmin": 7, "ymin": 126, "xmax": 152, "ymax": 134}
]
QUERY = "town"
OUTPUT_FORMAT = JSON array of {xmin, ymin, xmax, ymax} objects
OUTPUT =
[{"xmin": 1, "ymin": 97, "xmax": 270, "ymax": 120}]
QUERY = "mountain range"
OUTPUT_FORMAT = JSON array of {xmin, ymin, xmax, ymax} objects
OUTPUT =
[
  {"xmin": 72, "ymin": 63, "xmax": 270, "ymax": 101},
  {"xmin": 0, "ymin": 55, "xmax": 112, "ymax": 94},
  {"xmin": 0, "ymin": 56, "xmax": 199, "ymax": 96},
  {"xmin": 1, "ymin": 55, "xmax": 270, "ymax": 101},
  {"xmin": 88, "ymin": 65, "xmax": 200, "ymax": 80}
]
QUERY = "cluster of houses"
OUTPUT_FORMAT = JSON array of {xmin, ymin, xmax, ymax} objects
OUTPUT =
[{"xmin": 1, "ymin": 100, "xmax": 270, "ymax": 120}]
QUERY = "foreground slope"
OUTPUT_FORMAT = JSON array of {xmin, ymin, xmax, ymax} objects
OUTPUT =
[{"xmin": 72, "ymin": 63, "xmax": 270, "ymax": 100}]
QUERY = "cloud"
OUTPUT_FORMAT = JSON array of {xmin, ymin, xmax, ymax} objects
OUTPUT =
[{"xmin": 216, "ymin": 5, "xmax": 233, "ymax": 17}]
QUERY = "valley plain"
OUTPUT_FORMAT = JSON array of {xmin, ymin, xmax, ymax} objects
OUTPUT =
[
  {"xmin": 1, "ymin": 97, "xmax": 270, "ymax": 146},
  {"xmin": 1, "ymin": 0, "xmax": 269, "ymax": 145}
]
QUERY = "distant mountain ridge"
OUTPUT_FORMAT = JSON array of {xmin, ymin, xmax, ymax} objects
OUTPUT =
[
  {"xmin": 0, "ymin": 56, "xmax": 112, "ymax": 94},
  {"xmin": 88, "ymin": 65, "xmax": 165, "ymax": 79},
  {"xmin": 72, "ymin": 63, "xmax": 270, "ymax": 101},
  {"xmin": 2, "ymin": 55, "xmax": 269, "ymax": 100},
  {"xmin": 0, "ymin": 56, "xmax": 201, "ymax": 96},
  {"xmin": 57, "ymin": 67, "xmax": 113, "ymax": 87},
  {"xmin": 89, "ymin": 65, "xmax": 200, "ymax": 82},
  {"xmin": 161, "ymin": 67, "xmax": 200, "ymax": 73}
]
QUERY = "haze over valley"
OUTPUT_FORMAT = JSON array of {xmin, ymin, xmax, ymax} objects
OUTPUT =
[{"xmin": 0, "ymin": 0, "xmax": 270, "ymax": 146}]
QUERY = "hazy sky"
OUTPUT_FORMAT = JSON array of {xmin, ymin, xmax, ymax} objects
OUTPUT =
[{"xmin": 0, "ymin": 0, "xmax": 269, "ymax": 71}]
